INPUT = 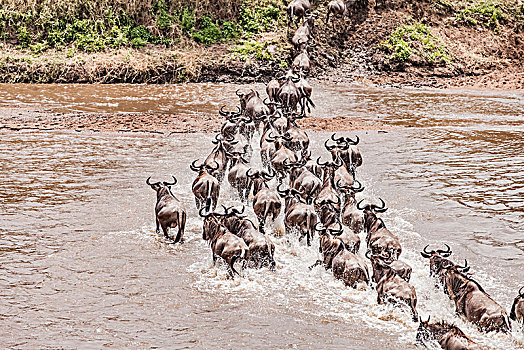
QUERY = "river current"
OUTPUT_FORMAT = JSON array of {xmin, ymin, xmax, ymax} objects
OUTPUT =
[{"xmin": 0, "ymin": 83, "xmax": 523, "ymax": 349}]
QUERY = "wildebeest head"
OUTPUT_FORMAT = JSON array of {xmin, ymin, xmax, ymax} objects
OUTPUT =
[
  {"xmin": 146, "ymin": 176, "xmax": 177, "ymax": 200},
  {"xmin": 190, "ymin": 159, "xmax": 219, "ymax": 175},
  {"xmin": 277, "ymin": 184, "xmax": 306, "ymax": 208},
  {"xmin": 247, "ymin": 167, "xmax": 275, "ymax": 196},
  {"xmin": 199, "ymin": 207, "xmax": 226, "ymax": 241},
  {"xmin": 420, "ymin": 244, "xmax": 458, "ymax": 278},
  {"xmin": 236, "ymin": 89, "xmax": 257, "ymax": 112},
  {"xmin": 415, "ymin": 317, "xmax": 468, "ymax": 346},
  {"xmin": 356, "ymin": 198, "xmax": 387, "ymax": 232},
  {"xmin": 510, "ymin": 286, "xmax": 524, "ymax": 321}
]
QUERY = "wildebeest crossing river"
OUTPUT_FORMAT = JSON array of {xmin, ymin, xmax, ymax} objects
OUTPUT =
[{"xmin": 0, "ymin": 83, "xmax": 523, "ymax": 348}]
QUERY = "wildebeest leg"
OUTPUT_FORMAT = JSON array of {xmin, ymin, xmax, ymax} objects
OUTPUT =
[
  {"xmin": 212, "ymin": 253, "xmax": 217, "ymax": 266},
  {"xmin": 195, "ymin": 197, "xmax": 201, "ymax": 210},
  {"xmin": 155, "ymin": 218, "xmax": 160, "ymax": 234},
  {"xmin": 230, "ymin": 255, "xmax": 241, "ymax": 278},
  {"xmin": 161, "ymin": 223, "xmax": 170, "ymax": 240},
  {"xmin": 309, "ymin": 260, "xmax": 323, "ymax": 270},
  {"xmin": 174, "ymin": 211, "xmax": 186, "ymax": 243},
  {"xmin": 258, "ymin": 217, "xmax": 266, "ymax": 234}
]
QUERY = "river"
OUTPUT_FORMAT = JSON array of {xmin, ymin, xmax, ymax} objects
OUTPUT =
[{"xmin": 0, "ymin": 83, "xmax": 523, "ymax": 349}]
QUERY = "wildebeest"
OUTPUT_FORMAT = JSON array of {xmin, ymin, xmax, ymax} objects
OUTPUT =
[
  {"xmin": 267, "ymin": 132, "xmax": 299, "ymax": 181},
  {"xmin": 278, "ymin": 185, "xmax": 318, "ymax": 246},
  {"xmin": 326, "ymin": 0, "xmax": 349, "ymax": 28},
  {"xmin": 236, "ymin": 89, "xmax": 268, "ymax": 138},
  {"xmin": 358, "ymin": 198, "xmax": 402, "ymax": 260},
  {"xmin": 292, "ymin": 14, "xmax": 317, "ymax": 49},
  {"xmin": 315, "ymin": 156, "xmax": 343, "ymax": 213},
  {"xmin": 286, "ymin": 159, "xmax": 322, "ymax": 203},
  {"xmin": 510, "ymin": 286, "xmax": 524, "ymax": 322},
  {"xmin": 266, "ymin": 78, "xmax": 281, "ymax": 102},
  {"xmin": 146, "ymin": 176, "xmax": 186, "ymax": 243},
  {"xmin": 221, "ymin": 206, "xmax": 276, "ymax": 270},
  {"xmin": 416, "ymin": 317, "xmax": 482, "ymax": 350},
  {"xmin": 368, "ymin": 251, "xmax": 412, "ymax": 283},
  {"xmin": 190, "ymin": 160, "xmax": 220, "ymax": 212},
  {"xmin": 369, "ymin": 253, "xmax": 419, "ymax": 321},
  {"xmin": 247, "ymin": 168, "xmax": 282, "ymax": 234},
  {"xmin": 278, "ymin": 74, "xmax": 301, "ymax": 112},
  {"xmin": 331, "ymin": 133, "xmax": 362, "ymax": 170},
  {"xmin": 204, "ymin": 134, "xmax": 231, "ymax": 182},
  {"xmin": 420, "ymin": 244, "xmax": 458, "ymax": 285},
  {"xmin": 292, "ymin": 41, "xmax": 312, "ymax": 75},
  {"xmin": 331, "ymin": 239, "xmax": 369, "ymax": 288},
  {"xmin": 200, "ymin": 208, "xmax": 248, "ymax": 278},
  {"xmin": 442, "ymin": 264, "xmax": 510, "ymax": 332},
  {"xmin": 227, "ymin": 152, "xmax": 251, "ymax": 202},
  {"xmin": 338, "ymin": 180, "xmax": 365, "ymax": 233},
  {"xmin": 283, "ymin": 114, "xmax": 310, "ymax": 151},
  {"xmin": 295, "ymin": 74, "xmax": 316, "ymax": 116},
  {"xmin": 287, "ymin": 0, "xmax": 312, "ymax": 28}
]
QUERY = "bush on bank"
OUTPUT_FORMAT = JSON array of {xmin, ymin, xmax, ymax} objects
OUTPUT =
[{"xmin": 0, "ymin": 0, "xmax": 285, "ymax": 53}]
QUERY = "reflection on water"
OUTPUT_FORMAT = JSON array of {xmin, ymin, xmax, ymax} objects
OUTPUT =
[{"xmin": 0, "ymin": 84, "xmax": 523, "ymax": 348}]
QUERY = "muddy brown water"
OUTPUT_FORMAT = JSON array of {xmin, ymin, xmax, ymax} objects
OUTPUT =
[{"xmin": 0, "ymin": 83, "xmax": 523, "ymax": 349}]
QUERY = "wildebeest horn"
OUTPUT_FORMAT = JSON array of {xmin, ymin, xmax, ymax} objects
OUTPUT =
[
  {"xmin": 231, "ymin": 206, "xmax": 245, "ymax": 216},
  {"xmin": 316, "ymin": 156, "xmax": 328, "ymax": 166},
  {"xmin": 324, "ymin": 139, "xmax": 336, "ymax": 151},
  {"xmin": 246, "ymin": 168, "xmax": 257, "ymax": 178},
  {"xmin": 146, "ymin": 176, "xmax": 153, "ymax": 185},
  {"xmin": 328, "ymin": 196, "xmax": 341, "ymax": 206},
  {"xmin": 519, "ymin": 286, "xmax": 524, "ymax": 298},
  {"xmin": 163, "ymin": 176, "xmax": 177, "ymax": 186},
  {"xmin": 329, "ymin": 221, "xmax": 343, "ymax": 235},
  {"xmin": 190, "ymin": 160, "xmax": 203, "ymax": 172},
  {"xmin": 421, "ymin": 245, "xmax": 435, "ymax": 258},
  {"xmin": 219, "ymin": 105, "xmax": 229, "ymax": 116},
  {"xmin": 352, "ymin": 180, "xmax": 364, "ymax": 192},
  {"xmin": 314, "ymin": 222, "xmax": 324, "ymax": 232},
  {"xmin": 262, "ymin": 168, "xmax": 275, "ymax": 180},
  {"xmin": 266, "ymin": 132, "xmax": 276, "ymax": 142},
  {"xmin": 336, "ymin": 179, "xmax": 349, "ymax": 191},
  {"xmin": 456, "ymin": 259, "xmax": 469, "ymax": 272},
  {"xmin": 356, "ymin": 199, "xmax": 366, "ymax": 210},
  {"xmin": 331, "ymin": 133, "xmax": 345, "ymax": 143},
  {"xmin": 282, "ymin": 133, "xmax": 292, "ymax": 141},
  {"xmin": 199, "ymin": 208, "xmax": 211, "ymax": 217},
  {"xmin": 365, "ymin": 250, "xmax": 373, "ymax": 260},
  {"xmin": 277, "ymin": 184, "xmax": 289, "ymax": 196},
  {"xmin": 436, "ymin": 244, "xmax": 452, "ymax": 257},
  {"xmin": 346, "ymin": 135, "xmax": 360, "ymax": 145},
  {"xmin": 236, "ymin": 89, "xmax": 243, "ymax": 97},
  {"xmin": 212, "ymin": 133, "xmax": 222, "ymax": 144},
  {"xmin": 374, "ymin": 198, "xmax": 387, "ymax": 212}
]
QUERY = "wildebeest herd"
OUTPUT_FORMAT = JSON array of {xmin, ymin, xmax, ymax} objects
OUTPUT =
[{"xmin": 145, "ymin": 3, "xmax": 524, "ymax": 350}]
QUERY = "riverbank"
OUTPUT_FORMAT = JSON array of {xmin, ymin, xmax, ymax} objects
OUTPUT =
[{"xmin": 0, "ymin": 0, "xmax": 522, "ymax": 90}]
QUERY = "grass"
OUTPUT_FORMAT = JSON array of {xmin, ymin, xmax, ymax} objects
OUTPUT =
[
  {"xmin": 380, "ymin": 22, "xmax": 452, "ymax": 65},
  {"xmin": 454, "ymin": 1, "xmax": 506, "ymax": 30}
]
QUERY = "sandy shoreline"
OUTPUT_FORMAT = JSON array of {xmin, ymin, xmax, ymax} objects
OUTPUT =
[{"xmin": 0, "ymin": 106, "xmax": 391, "ymax": 134}]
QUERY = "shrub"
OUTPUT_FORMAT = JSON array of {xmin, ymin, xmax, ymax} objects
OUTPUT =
[{"xmin": 380, "ymin": 22, "xmax": 451, "ymax": 64}]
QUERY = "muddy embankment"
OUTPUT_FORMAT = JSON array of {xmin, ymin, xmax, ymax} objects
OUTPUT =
[{"xmin": 0, "ymin": 0, "xmax": 523, "ymax": 90}]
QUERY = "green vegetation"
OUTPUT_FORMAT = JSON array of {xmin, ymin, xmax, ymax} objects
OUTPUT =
[
  {"xmin": 380, "ymin": 22, "xmax": 451, "ymax": 65},
  {"xmin": 454, "ymin": 1, "xmax": 505, "ymax": 30},
  {"xmin": 0, "ymin": 0, "xmax": 285, "ymax": 53}
]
